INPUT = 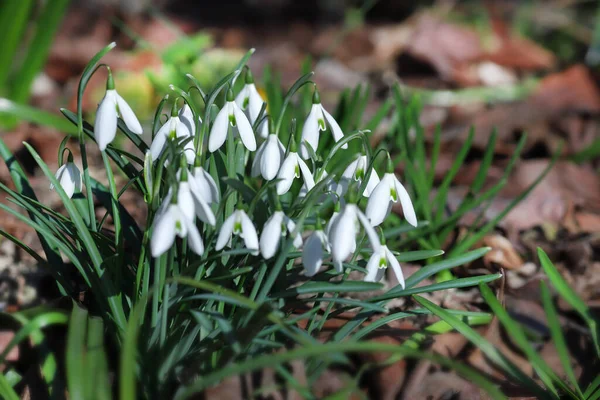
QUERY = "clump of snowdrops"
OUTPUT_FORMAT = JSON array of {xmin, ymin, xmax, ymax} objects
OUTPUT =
[{"xmin": 0, "ymin": 44, "xmax": 506, "ymax": 399}]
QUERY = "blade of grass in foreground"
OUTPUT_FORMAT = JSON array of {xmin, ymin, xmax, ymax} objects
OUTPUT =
[
  {"xmin": 538, "ymin": 247, "xmax": 600, "ymax": 358},
  {"xmin": 413, "ymin": 295, "xmax": 548, "ymax": 399}
]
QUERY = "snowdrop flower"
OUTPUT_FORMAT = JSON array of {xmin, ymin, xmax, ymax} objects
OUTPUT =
[
  {"xmin": 190, "ymin": 161, "xmax": 220, "ymax": 205},
  {"xmin": 208, "ymin": 89, "xmax": 256, "ymax": 152},
  {"xmin": 252, "ymin": 130, "xmax": 285, "ymax": 181},
  {"xmin": 364, "ymin": 244, "xmax": 405, "ymax": 288},
  {"xmin": 169, "ymin": 165, "xmax": 216, "ymax": 226},
  {"xmin": 276, "ymin": 138, "xmax": 315, "ymax": 195},
  {"xmin": 178, "ymin": 103, "xmax": 200, "ymax": 137},
  {"xmin": 235, "ymin": 70, "xmax": 264, "ymax": 124},
  {"xmin": 94, "ymin": 69, "xmax": 143, "ymax": 151},
  {"xmin": 300, "ymin": 89, "xmax": 346, "ymax": 159},
  {"xmin": 216, "ymin": 208, "xmax": 259, "ymax": 255},
  {"xmin": 302, "ymin": 219, "xmax": 330, "ymax": 277},
  {"xmin": 150, "ymin": 201, "xmax": 204, "ymax": 258},
  {"xmin": 366, "ymin": 158, "xmax": 417, "ymax": 227},
  {"xmin": 259, "ymin": 209, "xmax": 302, "ymax": 259},
  {"xmin": 150, "ymin": 104, "xmax": 195, "ymax": 164},
  {"xmin": 337, "ymin": 155, "xmax": 380, "ymax": 198},
  {"xmin": 328, "ymin": 189, "xmax": 380, "ymax": 269},
  {"xmin": 50, "ymin": 161, "xmax": 82, "ymax": 199}
]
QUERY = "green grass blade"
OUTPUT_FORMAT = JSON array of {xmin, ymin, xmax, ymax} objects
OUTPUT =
[
  {"xmin": 413, "ymin": 295, "xmax": 548, "ymax": 398},
  {"xmin": 470, "ymin": 129, "xmax": 497, "ymax": 193},
  {"xmin": 120, "ymin": 296, "xmax": 147, "ymax": 400},
  {"xmin": 66, "ymin": 304, "xmax": 88, "ymax": 400},
  {"xmin": 584, "ymin": 375, "xmax": 600, "ymax": 399},
  {"xmin": 479, "ymin": 283, "xmax": 569, "ymax": 398},
  {"xmin": 538, "ymin": 248, "xmax": 599, "ymax": 357},
  {"xmin": 0, "ymin": 1, "xmax": 34, "ymax": 93},
  {"xmin": 403, "ymin": 247, "xmax": 490, "ymax": 289},
  {"xmin": 0, "ymin": 99, "xmax": 77, "ymax": 131},
  {"xmin": 0, "ymin": 373, "xmax": 19, "ymax": 400},
  {"xmin": 540, "ymin": 281, "xmax": 583, "ymax": 397},
  {"xmin": 10, "ymin": 0, "xmax": 70, "ymax": 104},
  {"xmin": 85, "ymin": 317, "xmax": 111, "ymax": 400}
]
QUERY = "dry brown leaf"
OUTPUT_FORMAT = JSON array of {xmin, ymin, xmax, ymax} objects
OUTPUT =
[{"xmin": 483, "ymin": 235, "xmax": 524, "ymax": 270}]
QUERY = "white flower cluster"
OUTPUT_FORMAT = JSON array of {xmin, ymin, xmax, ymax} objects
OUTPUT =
[{"xmin": 51, "ymin": 68, "xmax": 418, "ymax": 286}]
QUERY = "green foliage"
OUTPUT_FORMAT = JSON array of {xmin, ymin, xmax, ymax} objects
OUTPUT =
[
  {"xmin": 0, "ymin": 42, "xmax": 560, "ymax": 399},
  {"xmin": 421, "ymin": 248, "xmax": 600, "ymax": 400}
]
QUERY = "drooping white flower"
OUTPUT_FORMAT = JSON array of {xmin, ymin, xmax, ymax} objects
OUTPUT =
[
  {"xmin": 364, "ymin": 244, "xmax": 405, "ymax": 288},
  {"xmin": 50, "ymin": 162, "xmax": 82, "ymax": 199},
  {"xmin": 302, "ymin": 226, "xmax": 330, "ymax": 277},
  {"xmin": 366, "ymin": 170, "xmax": 417, "ymax": 227},
  {"xmin": 259, "ymin": 210, "xmax": 303, "ymax": 259},
  {"xmin": 208, "ymin": 89, "xmax": 256, "ymax": 152},
  {"xmin": 178, "ymin": 104, "xmax": 201, "ymax": 137},
  {"xmin": 235, "ymin": 70, "xmax": 264, "ymax": 125},
  {"xmin": 190, "ymin": 166, "xmax": 219, "ymax": 205},
  {"xmin": 337, "ymin": 155, "xmax": 380, "ymax": 198},
  {"xmin": 300, "ymin": 89, "xmax": 346, "ymax": 159},
  {"xmin": 150, "ymin": 203, "xmax": 204, "ymax": 257},
  {"xmin": 170, "ymin": 168, "xmax": 216, "ymax": 226},
  {"xmin": 216, "ymin": 209, "xmax": 259, "ymax": 254},
  {"xmin": 276, "ymin": 145, "xmax": 315, "ymax": 195},
  {"xmin": 94, "ymin": 71, "xmax": 143, "ymax": 151},
  {"xmin": 149, "ymin": 105, "xmax": 195, "ymax": 164},
  {"xmin": 252, "ymin": 134, "xmax": 285, "ymax": 181},
  {"xmin": 328, "ymin": 203, "xmax": 380, "ymax": 268}
]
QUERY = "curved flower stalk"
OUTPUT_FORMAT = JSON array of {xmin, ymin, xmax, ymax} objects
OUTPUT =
[
  {"xmin": 94, "ymin": 69, "xmax": 143, "ymax": 151},
  {"xmin": 208, "ymin": 88, "xmax": 256, "ymax": 152},
  {"xmin": 150, "ymin": 104, "xmax": 196, "ymax": 164},
  {"xmin": 252, "ymin": 132, "xmax": 285, "ymax": 181},
  {"xmin": 276, "ymin": 138, "xmax": 315, "ymax": 195},
  {"xmin": 337, "ymin": 155, "xmax": 380, "ymax": 198},
  {"xmin": 259, "ymin": 210, "xmax": 302, "ymax": 259},
  {"xmin": 364, "ymin": 244, "xmax": 405, "ymax": 288},
  {"xmin": 366, "ymin": 158, "xmax": 417, "ymax": 227},
  {"xmin": 328, "ymin": 189, "xmax": 380, "ymax": 271},
  {"xmin": 235, "ymin": 70, "xmax": 265, "ymax": 125},
  {"xmin": 150, "ymin": 201, "xmax": 204, "ymax": 257},
  {"xmin": 216, "ymin": 208, "xmax": 259, "ymax": 255},
  {"xmin": 50, "ymin": 161, "xmax": 82, "ymax": 199},
  {"xmin": 302, "ymin": 219, "xmax": 330, "ymax": 276},
  {"xmin": 300, "ymin": 89, "xmax": 346, "ymax": 159}
]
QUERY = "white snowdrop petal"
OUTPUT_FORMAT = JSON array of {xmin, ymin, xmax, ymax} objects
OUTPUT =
[
  {"xmin": 216, "ymin": 214, "xmax": 236, "ymax": 251},
  {"xmin": 183, "ymin": 217, "xmax": 205, "ymax": 256},
  {"xmin": 178, "ymin": 105, "xmax": 196, "ymax": 137},
  {"xmin": 286, "ymin": 217, "xmax": 303, "ymax": 248},
  {"xmin": 95, "ymin": 91, "xmax": 118, "ymax": 151},
  {"xmin": 193, "ymin": 192, "xmax": 216, "ymax": 226},
  {"xmin": 71, "ymin": 164, "xmax": 83, "ymax": 193},
  {"xmin": 364, "ymin": 168, "xmax": 380, "ymax": 197},
  {"xmin": 151, "ymin": 207, "xmax": 177, "ymax": 257},
  {"xmin": 261, "ymin": 136, "xmax": 281, "ymax": 180},
  {"xmin": 300, "ymin": 105, "xmax": 320, "ymax": 159},
  {"xmin": 240, "ymin": 212, "xmax": 259, "ymax": 253},
  {"xmin": 364, "ymin": 252, "xmax": 382, "ymax": 282},
  {"xmin": 257, "ymin": 118, "xmax": 269, "ymax": 139},
  {"xmin": 356, "ymin": 207, "xmax": 381, "ymax": 251},
  {"xmin": 297, "ymin": 157, "xmax": 315, "ymax": 190},
  {"xmin": 247, "ymin": 85, "xmax": 264, "ymax": 123},
  {"xmin": 201, "ymin": 169, "xmax": 220, "ymax": 203},
  {"xmin": 385, "ymin": 247, "xmax": 405, "ymax": 289},
  {"xmin": 365, "ymin": 176, "xmax": 392, "ymax": 227},
  {"xmin": 302, "ymin": 232, "xmax": 323, "ymax": 277},
  {"xmin": 177, "ymin": 183, "xmax": 196, "ymax": 221},
  {"xmin": 116, "ymin": 93, "xmax": 143, "ymax": 134},
  {"xmin": 51, "ymin": 164, "xmax": 67, "ymax": 190},
  {"xmin": 259, "ymin": 212, "xmax": 283, "ymax": 259},
  {"xmin": 276, "ymin": 154, "xmax": 297, "ymax": 195},
  {"xmin": 234, "ymin": 86, "xmax": 249, "ymax": 110},
  {"xmin": 149, "ymin": 120, "xmax": 172, "ymax": 161},
  {"xmin": 60, "ymin": 166, "xmax": 76, "ymax": 198},
  {"xmin": 322, "ymin": 108, "xmax": 347, "ymax": 148},
  {"xmin": 233, "ymin": 104, "xmax": 256, "ymax": 151},
  {"xmin": 208, "ymin": 106, "xmax": 230, "ymax": 152},
  {"xmin": 394, "ymin": 178, "xmax": 417, "ymax": 227},
  {"xmin": 333, "ymin": 260, "xmax": 344, "ymax": 273},
  {"xmin": 330, "ymin": 207, "xmax": 356, "ymax": 263}
]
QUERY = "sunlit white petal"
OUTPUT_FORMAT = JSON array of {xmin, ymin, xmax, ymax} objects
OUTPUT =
[
  {"xmin": 232, "ymin": 103, "xmax": 256, "ymax": 151},
  {"xmin": 208, "ymin": 104, "xmax": 230, "ymax": 152},
  {"xmin": 95, "ymin": 90, "xmax": 118, "ymax": 151},
  {"xmin": 260, "ymin": 211, "xmax": 284, "ymax": 259},
  {"xmin": 216, "ymin": 213, "xmax": 236, "ymax": 251},
  {"xmin": 116, "ymin": 93, "xmax": 143, "ymax": 134}
]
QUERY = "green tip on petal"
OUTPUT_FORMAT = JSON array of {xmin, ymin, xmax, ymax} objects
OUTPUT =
[
  {"xmin": 346, "ymin": 181, "xmax": 359, "ymax": 204},
  {"xmin": 312, "ymin": 89, "xmax": 321, "ymax": 104},
  {"xmin": 268, "ymin": 116, "xmax": 275, "ymax": 135},
  {"xmin": 194, "ymin": 155, "xmax": 202, "ymax": 168},
  {"xmin": 315, "ymin": 217, "xmax": 323, "ymax": 230},
  {"xmin": 226, "ymin": 88, "xmax": 235, "ymax": 102},
  {"xmin": 106, "ymin": 68, "xmax": 115, "ymax": 90},
  {"xmin": 378, "ymin": 228, "xmax": 386, "ymax": 245},
  {"xmin": 66, "ymin": 150, "xmax": 74, "ymax": 163},
  {"xmin": 245, "ymin": 69, "xmax": 254, "ymax": 84},
  {"xmin": 289, "ymin": 134, "xmax": 297, "ymax": 153},
  {"xmin": 333, "ymin": 200, "xmax": 341, "ymax": 212}
]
